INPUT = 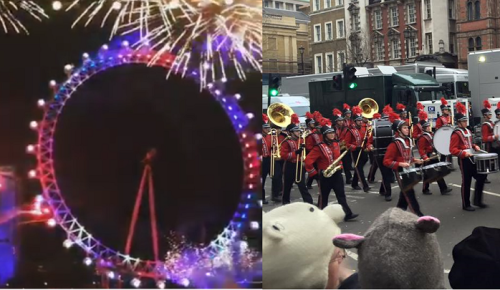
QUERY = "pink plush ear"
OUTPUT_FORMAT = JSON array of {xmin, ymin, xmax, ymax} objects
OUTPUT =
[
  {"xmin": 333, "ymin": 234, "xmax": 365, "ymax": 249},
  {"xmin": 415, "ymin": 216, "xmax": 440, "ymax": 233}
]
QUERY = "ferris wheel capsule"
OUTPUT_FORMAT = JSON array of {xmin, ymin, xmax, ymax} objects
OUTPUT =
[
  {"xmin": 26, "ymin": 144, "xmax": 36, "ymax": 154},
  {"xmin": 30, "ymin": 121, "xmax": 38, "ymax": 130},
  {"xmin": 37, "ymin": 99, "xmax": 46, "ymax": 108},
  {"xmin": 156, "ymin": 280, "xmax": 165, "ymax": 289},
  {"xmin": 28, "ymin": 169, "xmax": 37, "ymax": 178}
]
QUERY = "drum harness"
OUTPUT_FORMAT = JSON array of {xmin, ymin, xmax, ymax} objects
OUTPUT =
[
  {"xmin": 394, "ymin": 137, "xmax": 414, "ymax": 173},
  {"xmin": 454, "ymin": 127, "xmax": 483, "ymax": 164}
]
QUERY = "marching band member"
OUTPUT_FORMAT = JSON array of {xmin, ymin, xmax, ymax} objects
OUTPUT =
[
  {"xmin": 412, "ymin": 102, "xmax": 425, "ymax": 140},
  {"xmin": 280, "ymin": 114, "xmax": 313, "ymax": 205},
  {"xmin": 369, "ymin": 113, "xmax": 393, "ymax": 201},
  {"xmin": 397, "ymin": 103, "xmax": 409, "ymax": 124},
  {"xmin": 417, "ymin": 111, "xmax": 452, "ymax": 195},
  {"xmin": 305, "ymin": 112, "xmax": 323, "ymax": 189},
  {"xmin": 261, "ymin": 114, "xmax": 272, "ymax": 204},
  {"xmin": 383, "ymin": 113, "xmax": 425, "ymax": 216},
  {"xmin": 343, "ymin": 103, "xmax": 354, "ymax": 128},
  {"xmin": 305, "ymin": 120, "xmax": 359, "ymax": 221},
  {"xmin": 436, "ymin": 98, "xmax": 453, "ymax": 165},
  {"xmin": 481, "ymin": 100, "xmax": 498, "ymax": 184},
  {"xmin": 345, "ymin": 106, "xmax": 371, "ymax": 192},
  {"xmin": 450, "ymin": 102, "xmax": 486, "ymax": 211},
  {"xmin": 365, "ymin": 116, "xmax": 377, "ymax": 184},
  {"xmin": 334, "ymin": 108, "xmax": 353, "ymax": 184},
  {"xmin": 494, "ymin": 103, "xmax": 500, "ymax": 168},
  {"xmin": 269, "ymin": 122, "xmax": 286, "ymax": 202}
]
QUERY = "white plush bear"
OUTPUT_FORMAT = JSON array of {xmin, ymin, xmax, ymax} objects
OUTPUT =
[{"xmin": 263, "ymin": 203, "xmax": 345, "ymax": 289}]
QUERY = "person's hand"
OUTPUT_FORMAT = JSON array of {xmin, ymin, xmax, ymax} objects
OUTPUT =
[
  {"xmin": 300, "ymin": 144, "xmax": 306, "ymax": 149},
  {"xmin": 295, "ymin": 148, "xmax": 303, "ymax": 155},
  {"xmin": 464, "ymin": 152, "xmax": 473, "ymax": 158},
  {"xmin": 496, "ymin": 135, "xmax": 499, "ymax": 140},
  {"xmin": 400, "ymin": 162, "xmax": 410, "ymax": 168},
  {"xmin": 414, "ymin": 159, "xmax": 423, "ymax": 165}
]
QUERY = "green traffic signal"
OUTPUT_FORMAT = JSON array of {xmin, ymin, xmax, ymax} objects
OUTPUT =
[
  {"xmin": 270, "ymin": 89, "xmax": 279, "ymax": 96},
  {"xmin": 348, "ymin": 82, "xmax": 358, "ymax": 89}
]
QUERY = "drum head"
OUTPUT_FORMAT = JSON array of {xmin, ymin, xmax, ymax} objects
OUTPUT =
[
  {"xmin": 475, "ymin": 153, "xmax": 498, "ymax": 159},
  {"xmin": 433, "ymin": 126, "xmax": 454, "ymax": 155}
]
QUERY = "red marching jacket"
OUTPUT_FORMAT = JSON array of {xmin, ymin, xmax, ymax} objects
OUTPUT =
[
  {"xmin": 482, "ymin": 121, "xmax": 495, "ymax": 143},
  {"xmin": 383, "ymin": 137, "xmax": 416, "ymax": 170},
  {"xmin": 417, "ymin": 132, "xmax": 434, "ymax": 160},
  {"xmin": 336, "ymin": 125, "xmax": 349, "ymax": 140},
  {"xmin": 450, "ymin": 128, "xmax": 480, "ymax": 159},
  {"xmin": 345, "ymin": 119, "xmax": 354, "ymax": 129},
  {"xmin": 345, "ymin": 126, "xmax": 372, "ymax": 151},
  {"xmin": 306, "ymin": 130, "xmax": 323, "ymax": 152},
  {"xmin": 280, "ymin": 137, "xmax": 303, "ymax": 163},
  {"xmin": 435, "ymin": 115, "xmax": 451, "ymax": 129},
  {"xmin": 412, "ymin": 123, "xmax": 423, "ymax": 139},
  {"xmin": 262, "ymin": 134, "xmax": 271, "ymax": 158},
  {"xmin": 305, "ymin": 141, "xmax": 342, "ymax": 177}
]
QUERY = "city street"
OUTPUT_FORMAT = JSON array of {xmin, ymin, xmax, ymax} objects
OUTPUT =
[{"xmin": 263, "ymin": 157, "xmax": 500, "ymax": 288}]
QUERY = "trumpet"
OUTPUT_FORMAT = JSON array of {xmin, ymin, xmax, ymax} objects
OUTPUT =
[
  {"xmin": 323, "ymin": 149, "xmax": 349, "ymax": 178},
  {"xmin": 295, "ymin": 127, "xmax": 307, "ymax": 183}
]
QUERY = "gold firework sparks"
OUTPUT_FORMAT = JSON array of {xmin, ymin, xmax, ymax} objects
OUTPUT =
[{"xmin": 0, "ymin": 0, "xmax": 48, "ymax": 34}]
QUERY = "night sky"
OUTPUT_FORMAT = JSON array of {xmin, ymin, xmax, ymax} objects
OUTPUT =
[{"xmin": 0, "ymin": 7, "xmax": 261, "ymax": 288}]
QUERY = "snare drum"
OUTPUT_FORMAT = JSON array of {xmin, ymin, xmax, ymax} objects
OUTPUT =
[
  {"xmin": 474, "ymin": 153, "xmax": 499, "ymax": 174},
  {"xmin": 433, "ymin": 126, "xmax": 455, "ymax": 156},
  {"xmin": 399, "ymin": 168, "xmax": 422, "ymax": 192},
  {"xmin": 422, "ymin": 162, "xmax": 452, "ymax": 184}
]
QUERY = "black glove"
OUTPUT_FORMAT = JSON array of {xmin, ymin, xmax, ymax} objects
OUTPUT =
[
  {"xmin": 300, "ymin": 144, "xmax": 306, "ymax": 149},
  {"xmin": 295, "ymin": 148, "xmax": 303, "ymax": 155}
]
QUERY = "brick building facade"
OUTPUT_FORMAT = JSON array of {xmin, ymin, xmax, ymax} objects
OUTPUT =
[
  {"xmin": 456, "ymin": 0, "xmax": 500, "ymax": 68},
  {"xmin": 366, "ymin": 0, "xmax": 423, "ymax": 66}
]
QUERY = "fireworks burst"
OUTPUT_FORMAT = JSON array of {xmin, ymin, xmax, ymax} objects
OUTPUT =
[
  {"xmin": 126, "ymin": 0, "xmax": 262, "ymax": 88},
  {"xmin": 0, "ymin": 1, "xmax": 48, "ymax": 34}
]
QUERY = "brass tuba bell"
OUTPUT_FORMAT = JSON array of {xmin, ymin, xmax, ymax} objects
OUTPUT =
[
  {"xmin": 358, "ymin": 98, "xmax": 379, "ymax": 119},
  {"xmin": 267, "ymin": 102, "xmax": 295, "ymax": 128}
]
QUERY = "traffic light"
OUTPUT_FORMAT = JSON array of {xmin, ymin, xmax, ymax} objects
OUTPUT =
[
  {"xmin": 332, "ymin": 74, "xmax": 342, "ymax": 90},
  {"xmin": 343, "ymin": 65, "xmax": 357, "ymax": 89},
  {"xmin": 268, "ymin": 76, "xmax": 281, "ymax": 97}
]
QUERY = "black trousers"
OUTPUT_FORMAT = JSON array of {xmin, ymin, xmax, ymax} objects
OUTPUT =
[
  {"xmin": 261, "ymin": 157, "xmax": 271, "ymax": 200},
  {"xmin": 271, "ymin": 160, "xmax": 284, "ymax": 199},
  {"xmin": 306, "ymin": 162, "xmax": 319, "ymax": 187},
  {"xmin": 283, "ymin": 161, "xmax": 313, "ymax": 205},
  {"xmin": 395, "ymin": 171, "xmax": 423, "ymax": 216},
  {"xmin": 351, "ymin": 149, "xmax": 369, "ymax": 188},
  {"xmin": 342, "ymin": 151, "xmax": 353, "ymax": 181},
  {"xmin": 458, "ymin": 157, "xmax": 486, "ymax": 208},
  {"xmin": 377, "ymin": 157, "xmax": 392, "ymax": 197},
  {"xmin": 422, "ymin": 158, "xmax": 448, "ymax": 192},
  {"xmin": 440, "ymin": 154, "xmax": 453, "ymax": 166},
  {"xmin": 367, "ymin": 151, "xmax": 378, "ymax": 182},
  {"xmin": 318, "ymin": 171, "xmax": 353, "ymax": 216}
]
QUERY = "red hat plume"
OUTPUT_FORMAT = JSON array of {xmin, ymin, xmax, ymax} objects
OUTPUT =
[
  {"xmin": 262, "ymin": 113, "xmax": 269, "ymax": 123},
  {"xmin": 320, "ymin": 118, "xmax": 328, "ymax": 127},
  {"xmin": 388, "ymin": 112, "xmax": 401, "ymax": 124},
  {"xmin": 291, "ymin": 114, "xmax": 300, "ymax": 125},
  {"xmin": 343, "ymin": 103, "xmax": 351, "ymax": 110},
  {"xmin": 416, "ymin": 102, "xmax": 424, "ymax": 111},
  {"xmin": 397, "ymin": 103, "xmax": 406, "ymax": 111},
  {"xmin": 383, "ymin": 104, "xmax": 394, "ymax": 115},
  {"xmin": 325, "ymin": 119, "xmax": 332, "ymax": 127},
  {"xmin": 373, "ymin": 113, "xmax": 381, "ymax": 120},
  {"xmin": 306, "ymin": 112, "xmax": 314, "ymax": 119},
  {"xmin": 483, "ymin": 100, "xmax": 492, "ymax": 109},
  {"xmin": 333, "ymin": 108, "xmax": 343, "ymax": 117},
  {"xmin": 418, "ymin": 110, "xmax": 428, "ymax": 121},
  {"xmin": 456, "ymin": 102, "xmax": 466, "ymax": 115},
  {"xmin": 352, "ymin": 106, "xmax": 363, "ymax": 116},
  {"xmin": 441, "ymin": 97, "xmax": 448, "ymax": 106},
  {"xmin": 313, "ymin": 111, "xmax": 323, "ymax": 121},
  {"xmin": 497, "ymin": 102, "xmax": 500, "ymax": 109}
]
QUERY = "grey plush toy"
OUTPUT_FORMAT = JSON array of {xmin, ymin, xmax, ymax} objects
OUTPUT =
[{"xmin": 333, "ymin": 207, "xmax": 445, "ymax": 289}]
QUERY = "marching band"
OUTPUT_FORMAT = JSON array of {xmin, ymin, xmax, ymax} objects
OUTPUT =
[{"xmin": 262, "ymin": 97, "xmax": 499, "ymax": 215}]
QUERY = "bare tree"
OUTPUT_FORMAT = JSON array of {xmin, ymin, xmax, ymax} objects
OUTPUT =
[{"xmin": 346, "ymin": 31, "xmax": 372, "ymax": 67}]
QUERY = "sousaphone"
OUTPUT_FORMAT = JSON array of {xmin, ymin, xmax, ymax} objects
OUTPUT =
[
  {"xmin": 267, "ymin": 102, "xmax": 295, "ymax": 128},
  {"xmin": 358, "ymin": 98, "xmax": 379, "ymax": 119}
]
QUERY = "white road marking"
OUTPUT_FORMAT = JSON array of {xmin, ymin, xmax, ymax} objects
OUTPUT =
[{"xmin": 449, "ymin": 183, "xmax": 500, "ymax": 197}]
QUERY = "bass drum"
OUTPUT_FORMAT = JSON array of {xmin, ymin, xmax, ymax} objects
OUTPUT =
[
  {"xmin": 372, "ymin": 119, "xmax": 393, "ymax": 157},
  {"xmin": 433, "ymin": 125, "xmax": 455, "ymax": 155}
]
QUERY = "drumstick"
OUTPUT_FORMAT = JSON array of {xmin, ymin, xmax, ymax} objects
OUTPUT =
[{"xmin": 423, "ymin": 155, "xmax": 440, "ymax": 162}]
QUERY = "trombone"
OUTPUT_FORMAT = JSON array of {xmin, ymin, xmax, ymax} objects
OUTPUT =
[
  {"xmin": 295, "ymin": 126, "xmax": 307, "ymax": 183},
  {"xmin": 355, "ymin": 98, "xmax": 378, "ymax": 167}
]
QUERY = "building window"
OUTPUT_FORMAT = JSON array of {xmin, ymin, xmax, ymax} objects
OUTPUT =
[
  {"xmin": 274, "ymin": 1, "xmax": 283, "ymax": 9},
  {"xmin": 407, "ymin": 3, "xmax": 416, "ymax": 23},
  {"xmin": 336, "ymin": 0, "xmax": 343, "ymax": 6},
  {"xmin": 314, "ymin": 0, "xmax": 320, "ymax": 11},
  {"xmin": 267, "ymin": 37, "xmax": 277, "ymax": 51},
  {"xmin": 325, "ymin": 0, "xmax": 331, "ymax": 8},
  {"xmin": 391, "ymin": 39, "xmax": 400, "ymax": 59},
  {"xmin": 474, "ymin": 1, "xmax": 480, "ymax": 20},
  {"xmin": 326, "ymin": 53, "xmax": 334, "ymax": 72},
  {"xmin": 325, "ymin": 22, "xmax": 333, "ymax": 40},
  {"xmin": 376, "ymin": 41, "xmax": 384, "ymax": 60},
  {"xmin": 296, "ymin": 4, "xmax": 301, "ymax": 10},
  {"xmin": 449, "ymin": 0, "xmax": 455, "ymax": 19},
  {"xmin": 314, "ymin": 24, "xmax": 322, "ymax": 42},
  {"xmin": 468, "ymin": 38, "xmax": 474, "ymax": 51},
  {"xmin": 426, "ymin": 33, "xmax": 433, "ymax": 54},
  {"xmin": 264, "ymin": 1, "xmax": 270, "ymax": 7},
  {"xmin": 425, "ymin": 0, "xmax": 431, "ymax": 19},
  {"xmin": 467, "ymin": 2, "xmax": 473, "ymax": 21},
  {"xmin": 476, "ymin": 37, "xmax": 482, "ymax": 50},
  {"xmin": 409, "ymin": 37, "xmax": 416, "ymax": 57},
  {"xmin": 337, "ymin": 51, "xmax": 345, "ymax": 71},
  {"xmin": 450, "ymin": 34, "xmax": 455, "ymax": 53},
  {"xmin": 390, "ymin": 7, "xmax": 399, "ymax": 27},
  {"xmin": 286, "ymin": 3, "xmax": 294, "ymax": 10},
  {"xmin": 374, "ymin": 10, "xmax": 382, "ymax": 29},
  {"xmin": 315, "ymin": 54, "xmax": 323, "ymax": 74},
  {"xmin": 336, "ymin": 19, "xmax": 345, "ymax": 38}
]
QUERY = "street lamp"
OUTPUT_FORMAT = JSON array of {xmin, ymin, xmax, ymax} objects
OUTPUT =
[
  {"xmin": 299, "ymin": 46, "xmax": 305, "ymax": 75},
  {"xmin": 403, "ymin": 26, "xmax": 412, "ymax": 63}
]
